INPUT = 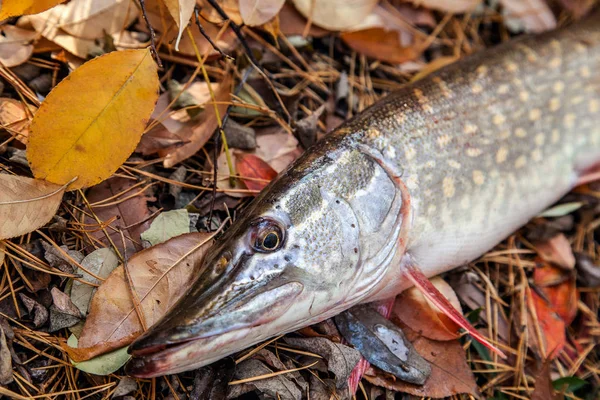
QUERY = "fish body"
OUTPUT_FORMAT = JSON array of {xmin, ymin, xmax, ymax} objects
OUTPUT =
[{"xmin": 126, "ymin": 13, "xmax": 600, "ymax": 377}]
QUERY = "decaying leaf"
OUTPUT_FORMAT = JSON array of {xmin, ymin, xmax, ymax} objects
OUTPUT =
[
  {"xmin": 59, "ymin": 0, "xmax": 138, "ymax": 40},
  {"xmin": 284, "ymin": 337, "xmax": 361, "ymax": 388},
  {"xmin": 70, "ymin": 248, "xmax": 120, "ymax": 314},
  {"xmin": 0, "ymin": 25, "xmax": 37, "ymax": 68},
  {"xmin": 531, "ymin": 359, "xmax": 561, "ymax": 400},
  {"xmin": 500, "ymin": 0, "xmax": 557, "ymax": 33},
  {"xmin": 162, "ymin": 0, "xmax": 195, "ymax": 50},
  {"xmin": 239, "ymin": 0, "xmax": 286, "ymax": 26},
  {"xmin": 366, "ymin": 322, "xmax": 479, "ymax": 398},
  {"xmin": 341, "ymin": 28, "xmax": 419, "ymax": 64},
  {"xmin": 406, "ymin": 0, "xmax": 480, "ymax": 13},
  {"xmin": 292, "ymin": 0, "xmax": 379, "ymax": 31},
  {"xmin": 0, "ymin": 321, "xmax": 13, "ymax": 385},
  {"xmin": 534, "ymin": 233, "xmax": 575, "ymax": 270},
  {"xmin": 49, "ymin": 287, "xmax": 83, "ymax": 332},
  {"xmin": 27, "ymin": 48, "xmax": 159, "ymax": 190},
  {"xmin": 19, "ymin": 293, "xmax": 49, "ymax": 327},
  {"xmin": 0, "ymin": 98, "xmax": 35, "ymax": 144},
  {"xmin": 235, "ymin": 153, "xmax": 278, "ymax": 192},
  {"xmin": 85, "ymin": 177, "xmax": 153, "ymax": 258},
  {"xmin": 67, "ymin": 334, "xmax": 130, "ymax": 375},
  {"xmin": 393, "ymin": 276, "xmax": 462, "ymax": 341},
  {"xmin": 0, "ymin": 0, "xmax": 66, "ymax": 20},
  {"xmin": 140, "ymin": 209, "xmax": 190, "ymax": 247},
  {"xmin": 231, "ymin": 359, "xmax": 302, "ymax": 400},
  {"xmin": 0, "ymin": 174, "xmax": 66, "ymax": 240},
  {"xmin": 73, "ymin": 232, "xmax": 212, "ymax": 359}
]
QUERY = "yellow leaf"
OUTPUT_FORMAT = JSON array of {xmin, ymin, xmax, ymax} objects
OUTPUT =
[
  {"xmin": 27, "ymin": 49, "xmax": 159, "ymax": 190},
  {"xmin": 0, "ymin": 174, "xmax": 67, "ymax": 239},
  {"xmin": 162, "ymin": 0, "xmax": 196, "ymax": 50},
  {"xmin": 0, "ymin": 0, "xmax": 66, "ymax": 20},
  {"xmin": 60, "ymin": 0, "xmax": 138, "ymax": 40}
]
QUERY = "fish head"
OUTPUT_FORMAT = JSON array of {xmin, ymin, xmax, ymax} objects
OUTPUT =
[{"xmin": 126, "ymin": 144, "xmax": 403, "ymax": 377}]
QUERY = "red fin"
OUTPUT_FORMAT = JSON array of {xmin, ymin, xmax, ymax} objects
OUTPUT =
[{"xmin": 403, "ymin": 262, "xmax": 507, "ymax": 359}]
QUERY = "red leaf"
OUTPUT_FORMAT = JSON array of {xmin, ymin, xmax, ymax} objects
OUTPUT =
[
  {"xmin": 527, "ymin": 287, "xmax": 566, "ymax": 359},
  {"xmin": 235, "ymin": 153, "xmax": 278, "ymax": 193},
  {"xmin": 534, "ymin": 262, "xmax": 578, "ymax": 326}
]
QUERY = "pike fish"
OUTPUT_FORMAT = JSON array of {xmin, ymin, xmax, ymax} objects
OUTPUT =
[{"xmin": 126, "ymin": 13, "xmax": 600, "ymax": 377}]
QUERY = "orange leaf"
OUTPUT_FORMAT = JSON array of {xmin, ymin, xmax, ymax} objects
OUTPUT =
[
  {"xmin": 534, "ymin": 262, "xmax": 578, "ymax": 326},
  {"xmin": 527, "ymin": 288, "xmax": 566, "ymax": 359},
  {"xmin": 235, "ymin": 153, "xmax": 278, "ymax": 192},
  {"xmin": 341, "ymin": 28, "xmax": 419, "ymax": 64}
]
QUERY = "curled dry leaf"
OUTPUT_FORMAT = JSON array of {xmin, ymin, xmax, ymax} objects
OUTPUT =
[
  {"xmin": 27, "ymin": 49, "xmax": 159, "ymax": 190},
  {"xmin": 59, "ymin": 0, "xmax": 138, "ymax": 40},
  {"xmin": 71, "ymin": 232, "xmax": 212, "ymax": 360},
  {"xmin": 292, "ymin": 0, "xmax": 379, "ymax": 31},
  {"xmin": 0, "ymin": 0, "xmax": 67, "ymax": 20},
  {"xmin": 162, "ymin": 0, "xmax": 196, "ymax": 50},
  {"xmin": 341, "ymin": 28, "xmax": 419, "ymax": 64},
  {"xmin": 365, "ymin": 322, "xmax": 479, "ymax": 398},
  {"xmin": 500, "ymin": 0, "xmax": 557, "ymax": 33},
  {"xmin": 0, "ymin": 98, "xmax": 35, "ymax": 144},
  {"xmin": 0, "ymin": 174, "xmax": 66, "ymax": 240},
  {"xmin": 0, "ymin": 26, "xmax": 37, "ymax": 68},
  {"xmin": 393, "ymin": 276, "xmax": 462, "ymax": 341},
  {"xmin": 240, "ymin": 0, "xmax": 286, "ymax": 26}
]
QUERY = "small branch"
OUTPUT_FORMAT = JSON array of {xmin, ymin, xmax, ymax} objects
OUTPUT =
[
  {"xmin": 194, "ymin": 6, "xmax": 234, "ymax": 61},
  {"xmin": 138, "ymin": 0, "xmax": 162, "ymax": 67}
]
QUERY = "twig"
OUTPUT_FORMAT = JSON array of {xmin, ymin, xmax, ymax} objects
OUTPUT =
[
  {"xmin": 137, "ymin": 0, "xmax": 162, "ymax": 67},
  {"xmin": 194, "ymin": 6, "xmax": 234, "ymax": 61}
]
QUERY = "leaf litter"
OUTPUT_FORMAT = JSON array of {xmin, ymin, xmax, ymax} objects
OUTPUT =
[{"xmin": 0, "ymin": 1, "xmax": 598, "ymax": 399}]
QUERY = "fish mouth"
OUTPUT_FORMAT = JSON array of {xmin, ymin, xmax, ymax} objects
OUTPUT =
[{"xmin": 125, "ymin": 280, "xmax": 304, "ymax": 378}]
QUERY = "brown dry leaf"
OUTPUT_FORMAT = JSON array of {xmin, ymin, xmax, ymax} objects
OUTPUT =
[
  {"xmin": 0, "ymin": 0, "xmax": 66, "ymax": 20},
  {"xmin": 75, "ymin": 232, "xmax": 212, "ymax": 356},
  {"xmin": 0, "ymin": 322, "xmax": 12, "ymax": 385},
  {"xmin": 532, "ymin": 359, "xmax": 563, "ymax": 400},
  {"xmin": 278, "ymin": 3, "xmax": 329, "ymax": 37},
  {"xmin": 0, "ymin": 25, "xmax": 37, "ymax": 68},
  {"xmin": 254, "ymin": 127, "xmax": 302, "ymax": 172},
  {"xmin": 235, "ymin": 153, "xmax": 278, "ymax": 192},
  {"xmin": 0, "ymin": 174, "xmax": 66, "ymax": 240},
  {"xmin": 527, "ymin": 287, "xmax": 566, "ymax": 359},
  {"xmin": 292, "ymin": 0, "xmax": 379, "ymax": 31},
  {"xmin": 0, "ymin": 98, "xmax": 35, "ymax": 144},
  {"xmin": 59, "ymin": 0, "xmax": 138, "ymax": 40},
  {"xmin": 365, "ymin": 322, "xmax": 479, "ymax": 398},
  {"xmin": 406, "ymin": 0, "xmax": 480, "ymax": 13},
  {"xmin": 162, "ymin": 0, "xmax": 195, "ymax": 50},
  {"xmin": 239, "ymin": 0, "xmax": 286, "ymax": 26},
  {"xmin": 393, "ymin": 276, "xmax": 462, "ymax": 341},
  {"xmin": 163, "ymin": 76, "xmax": 232, "ymax": 168},
  {"xmin": 198, "ymin": 0, "xmax": 243, "ymax": 25},
  {"xmin": 85, "ymin": 177, "xmax": 153, "ymax": 257},
  {"xmin": 500, "ymin": 0, "xmax": 557, "ymax": 33},
  {"xmin": 534, "ymin": 233, "xmax": 575, "ymax": 270},
  {"xmin": 341, "ymin": 28, "xmax": 419, "ymax": 64}
]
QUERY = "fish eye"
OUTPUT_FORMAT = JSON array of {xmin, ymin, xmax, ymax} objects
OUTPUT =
[{"xmin": 250, "ymin": 218, "xmax": 285, "ymax": 252}]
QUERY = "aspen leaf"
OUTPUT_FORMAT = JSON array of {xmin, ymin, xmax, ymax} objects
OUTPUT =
[
  {"xmin": 162, "ymin": 0, "xmax": 196, "ymax": 50},
  {"xmin": 0, "ymin": 0, "xmax": 66, "ymax": 20},
  {"xmin": 239, "ymin": 0, "xmax": 286, "ymax": 26},
  {"xmin": 0, "ymin": 174, "xmax": 66, "ymax": 239},
  {"xmin": 27, "ymin": 49, "xmax": 159, "ymax": 190}
]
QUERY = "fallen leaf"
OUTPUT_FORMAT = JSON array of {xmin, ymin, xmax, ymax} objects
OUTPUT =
[
  {"xmin": 539, "ymin": 202, "xmax": 583, "ymax": 218},
  {"xmin": 532, "ymin": 359, "xmax": 562, "ymax": 400},
  {"xmin": 527, "ymin": 287, "xmax": 566, "ymax": 359},
  {"xmin": 341, "ymin": 28, "xmax": 418, "ymax": 64},
  {"xmin": 278, "ymin": 3, "xmax": 329, "ymax": 37},
  {"xmin": 70, "ymin": 248, "xmax": 120, "ymax": 314},
  {"xmin": 365, "ymin": 322, "xmax": 479, "ymax": 398},
  {"xmin": 393, "ymin": 276, "xmax": 462, "ymax": 341},
  {"xmin": 85, "ymin": 177, "xmax": 153, "ymax": 257},
  {"xmin": 405, "ymin": 0, "xmax": 480, "ymax": 13},
  {"xmin": 292, "ymin": 0, "xmax": 379, "ymax": 31},
  {"xmin": 0, "ymin": 25, "xmax": 37, "ymax": 68},
  {"xmin": 163, "ymin": 75, "xmax": 231, "ymax": 168},
  {"xmin": 43, "ymin": 241, "xmax": 84, "ymax": 274},
  {"xmin": 240, "ymin": 0, "xmax": 286, "ymax": 26},
  {"xmin": 0, "ymin": 174, "xmax": 66, "ymax": 240},
  {"xmin": 75, "ymin": 232, "xmax": 212, "ymax": 357},
  {"xmin": 162, "ymin": 0, "xmax": 195, "ymax": 50},
  {"xmin": 254, "ymin": 127, "xmax": 301, "ymax": 172},
  {"xmin": 49, "ymin": 287, "xmax": 83, "ymax": 332},
  {"xmin": 0, "ymin": 322, "xmax": 12, "ymax": 385},
  {"xmin": 67, "ymin": 334, "xmax": 130, "ymax": 375},
  {"xmin": 59, "ymin": 0, "xmax": 138, "ymax": 40},
  {"xmin": 140, "ymin": 209, "xmax": 190, "ymax": 246},
  {"xmin": 295, "ymin": 104, "xmax": 325, "ymax": 148},
  {"xmin": 112, "ymin": 376, "xmax": 138, "ymax": 397},
  {"xmin": 575, "ymin": 253, "xmax": 600, "ymax": 288},
  {"xmin": 235, "ymin": 153, "xmax": 278, "ymax": 192},
  {"xmin": 231, "ymin": 359, "xmax": 302, "ymax": 400},
  {"xmin": 284, "ymin": 337, "xmax": 361, "ymax": 388},
  {"xmin": 27, "ymin": 48, "xmax": 159, "ymax": 190},
  {"xmin": 0, "ymin": 98, "xmax": 35, "ymax": 144},
  {"xmin": 500, "ymin": 0, "xmax": 557, "ymax": 33},
  {"xmin": 18, "ymin": 293, "xmax": 49, "ymax": 327},
  {"xmin": 225, "ymin": 119, "xmax": 257, "ymax": 150},
  {"xmin": 534, "ymin": 234, "xmax": 575, "ymax": 270},
  {"xmin": 198, "ymin": 0, "xmax": 243, "ymax": 25},
  {"xmin": 533, "ymin": 263, "xmax": 578, "ymax": 326},
  {"xmin": 0, "ymin": 0, "xmax": 66, "ymax": 20}
]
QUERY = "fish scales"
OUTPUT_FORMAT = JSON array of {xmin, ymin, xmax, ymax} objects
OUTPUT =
[{"xmin": 126, "ymin": 13, "xmax": 600, "ymax": 377}]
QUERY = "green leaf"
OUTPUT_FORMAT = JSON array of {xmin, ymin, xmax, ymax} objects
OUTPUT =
[
  {"xmin": 552, "ymin": 376, "xmax": 588, "ymax": 393},
  {"xmin": 539, "ymin": 202, "xmax": 583, "ymax": 218},
  {"xmin": 67, "ymin": 335, "xmax": 129, "ymax": 375},
  {"xmin": 141, "ymin": 209, "xmax": 190, "ymax": 246}
]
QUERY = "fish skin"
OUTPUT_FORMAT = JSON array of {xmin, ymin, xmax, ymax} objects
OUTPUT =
[{"xmin": 126, "ymin": 12, "xmax": 600, "ymax": 377}]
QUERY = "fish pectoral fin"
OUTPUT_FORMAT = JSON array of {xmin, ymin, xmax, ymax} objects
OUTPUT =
[{"xmin": 402, "ymin": 261, "xmax": 507, "ymax": 359}]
